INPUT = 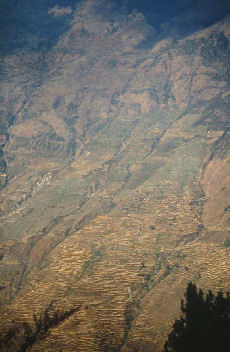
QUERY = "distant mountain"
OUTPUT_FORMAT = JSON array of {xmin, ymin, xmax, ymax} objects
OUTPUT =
[
  {"xmin": 1, "ymin": 0, "xmax": 229, "ymax": 54},
  {"xmin": 0, "ymin": 0, "xmax": 230, "ymax": 351}
]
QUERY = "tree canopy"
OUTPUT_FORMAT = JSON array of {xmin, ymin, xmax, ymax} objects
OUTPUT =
[{"xmin": 164, "ymin": 282, "xmax": 230, "ymax": 352}]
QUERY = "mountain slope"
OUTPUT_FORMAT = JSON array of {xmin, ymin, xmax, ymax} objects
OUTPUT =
[{"xmin": 0, "ymin": 1, "xmax": 230, "ymax": 351}]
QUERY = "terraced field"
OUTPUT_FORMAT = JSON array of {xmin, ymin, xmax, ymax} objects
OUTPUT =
[{"xmin": 0, "ymin": 1, "xmax": 230, "ymax": 351}]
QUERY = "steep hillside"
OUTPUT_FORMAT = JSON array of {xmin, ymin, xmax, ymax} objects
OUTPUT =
[{"xmin": 0, "ymin": 1, "xmax": 230, "ymax": 351}]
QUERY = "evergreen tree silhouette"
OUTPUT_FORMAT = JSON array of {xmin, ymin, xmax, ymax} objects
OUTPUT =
[
  {"xmin": 164, "ymin": 282, "xmax": 230, "ymax": 352},
  {"xmin": 0, "ymin": 302, "xmax": 78, "ymax": 352}
]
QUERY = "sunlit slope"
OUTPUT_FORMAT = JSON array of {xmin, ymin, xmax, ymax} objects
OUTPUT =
[{"xmin": 0, "ymin": 2, "xmax": 230, "ymax": 351}]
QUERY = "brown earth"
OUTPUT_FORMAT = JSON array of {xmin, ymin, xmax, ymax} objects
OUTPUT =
[{"xmin": 0, "ymin": 1, "xmax": 230, "ymax": 351}]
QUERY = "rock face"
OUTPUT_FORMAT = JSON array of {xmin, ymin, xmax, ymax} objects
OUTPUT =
[{"xmin": 0, "ymin": 1, "xmax": 230, "ymax": 351}]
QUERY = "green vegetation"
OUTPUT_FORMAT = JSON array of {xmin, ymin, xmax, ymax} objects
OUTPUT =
[
  {"xmin": 76, "ymin": 246, "xmax": 104, "ymax": 281},
  {"xmin": 164, "ymin": 282, "xmax": 230, "ymax": 352},
  {"xmin": 224, "ymin": 237, "xmax": 230, "ymax": 247}
]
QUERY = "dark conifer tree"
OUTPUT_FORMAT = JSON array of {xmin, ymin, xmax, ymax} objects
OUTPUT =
[{"xmin": 164, "ymin": 282, "xmax": 230, "ymax": 352}]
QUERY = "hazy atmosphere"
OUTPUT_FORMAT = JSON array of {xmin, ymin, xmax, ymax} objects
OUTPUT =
[{"xmin": 0, "ymin": 0, "xmax": 230, "ymax": 351}]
